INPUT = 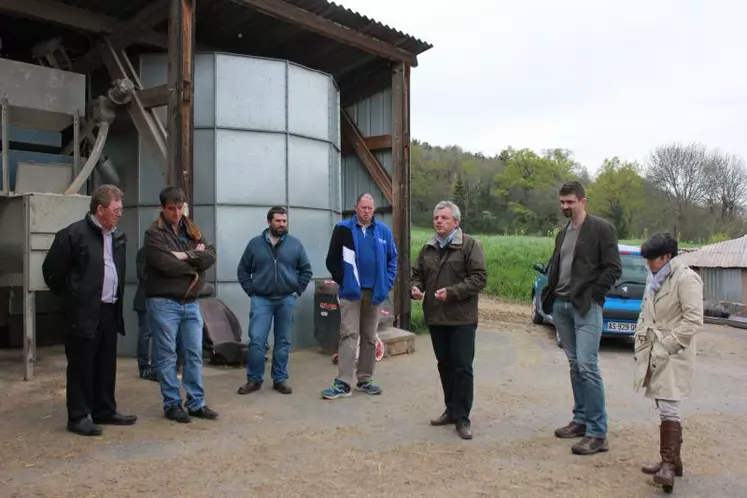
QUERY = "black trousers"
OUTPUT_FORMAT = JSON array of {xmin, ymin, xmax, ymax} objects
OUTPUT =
[
  {"xmin": 429, "ymin": 324, "xmax": 477, "ymax": 425},
  {"xmin": 64, "ymin": 303, "xmax": 119, "ymax": 421}
]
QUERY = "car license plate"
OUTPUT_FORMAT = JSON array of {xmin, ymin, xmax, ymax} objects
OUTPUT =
[{"xmin": 606, "ymin": 321, "xmax": 635, "ymax": 332}]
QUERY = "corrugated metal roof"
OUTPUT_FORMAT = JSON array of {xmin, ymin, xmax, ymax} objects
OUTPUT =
[
  {"xmin": 283, "ymin": 0, "xmax": 433, "ymax": 55},
  {"xmin": 677, "ymin": 235, "xmax": 747, "ymax": 268}
]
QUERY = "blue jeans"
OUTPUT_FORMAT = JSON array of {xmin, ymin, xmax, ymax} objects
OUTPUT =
[
  {"xmin": 136, "ymin": 310, "xmax": 157, "ymax": 371},
  {"xmin": 552, "ymin": 299, "xmax": 608, "ymax": 438},
  {"xmin": 246, "ymin": 295, "xmax": 297, "ymax": 383},
  {"xmin": 146, "ymin": 297, "xmax": 205, "ymax": 412}
]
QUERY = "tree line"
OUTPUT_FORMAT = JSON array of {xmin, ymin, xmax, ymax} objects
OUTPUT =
[{"xmin": 411, "ymin": 140, "xmax": 747, "ymax": 243}]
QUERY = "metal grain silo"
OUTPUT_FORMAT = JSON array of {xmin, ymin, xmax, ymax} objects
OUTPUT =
[{"xmin": 116, "ymin": 52, "xmax": 342, "ymax": 355}]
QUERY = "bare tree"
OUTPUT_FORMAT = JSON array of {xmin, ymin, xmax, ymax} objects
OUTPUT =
[
  {"xmin": 646, "ymin": 143, "xmax": 710, "ymax": 236},
  {"xmin": 705, "ymin": 151, "xmax": 747, "ymax": 224}
]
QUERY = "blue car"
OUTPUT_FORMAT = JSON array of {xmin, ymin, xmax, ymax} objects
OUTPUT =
[{"xmin": 530, "ymin": 244, "xmax": 647, "ymax": 347}]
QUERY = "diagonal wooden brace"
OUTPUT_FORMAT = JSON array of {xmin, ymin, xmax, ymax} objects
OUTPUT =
[{"xmin": 340, "ymin": 110, "xmax": 393, "ymax": 204}]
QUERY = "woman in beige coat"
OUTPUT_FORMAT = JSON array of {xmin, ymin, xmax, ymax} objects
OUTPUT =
[{"xmin": 633, "ymin": 233, "xmax": 703, "ymax": 494}]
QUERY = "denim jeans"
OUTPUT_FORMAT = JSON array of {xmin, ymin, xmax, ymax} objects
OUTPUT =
[
  {"xmin": 246, "ymin": 295, "xmax": 297, "ymax": 383},
  {"xmin": 146, "ymin": 297, "xmax": 205, "ymax": 412},
  {"xmin": 552, "ymin": 299, "xmax": 608, "ymax": 438},
  {"xmin": 136, "ymin": 310, "xmax": 157, "ymax": 371}
]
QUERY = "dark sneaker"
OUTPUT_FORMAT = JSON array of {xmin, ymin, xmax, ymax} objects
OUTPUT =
[
  {"xmin": 355, "ymin": 379, "xmax": 382, "ymax": 395},
  {"xmin": 572, "ymin": 437, "xmax": 609, "ymax": 455},
  {"xmin": 188, "ymin": 405, "xmax": 219, "ymax": 420},
  {"xmin": 67, "ymin": 416, "xmax": 103, "ymax": 437},
  {"xmin": 273, "ymin": 382, "xmax": 293, "ymax": 395},
  {"xmin": 165, "ymin": 405, "xmax": 191, "ymax": 424},
  {"xmin": 321, "ymin": 379, "xmax": 352, "ymax": 400},
  {"xmin": 554, "ymin": 421, "xmax": 587, "ymax": 438},
  {"xmin": 456, "ymin": 422, "xmax": 473, "ymax": 440},
  {"xmin": 237, "ymin": 380, "xmax": 262, "ymax": 395},
  {"xmin": 93, "ymin": 412, "xmax": 138, "ymax": 425},
  {"xmin": 140, "ymin": 366, "xmax": 158, "ymax": 382}
]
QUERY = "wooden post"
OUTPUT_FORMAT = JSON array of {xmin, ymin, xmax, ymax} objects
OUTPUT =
[
  {"xmin": 23, "ymin": 195, "xmax": 36, "ymax": 380},
  {"xmin": 391, "ymin": 62, "xmax": 411, "ymax": 331},
  {"xmin": 168, "ymin": 0, "xmax": 195, "ymax": 208}
]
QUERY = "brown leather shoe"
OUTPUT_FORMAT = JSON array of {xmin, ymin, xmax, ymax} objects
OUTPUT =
[
  {"xmin": 642, "ymin": 461, "xmax": 683, "ymax": 477},
  {"xmin": 571, "ymin": 437, "xmax": 609, "ymax": 455},
  {"xmin": 554, "ymin": 421, "xmax": 586, "ymax": 438},
  {"xmin": 653, "ymin": 421, "xmax": 681, "ymax": 492},
  {"xmin": 273, "ymin": 382, "xmax": 292, "ymax": 395},
  {"xmin": 430, "ymin": 411, "xmax": 455, "ymax": 426},
  {"xmin": 237, "ymin": 380, "xmax": 262, "ymax": 395},
  {"xmin": 456, "ymin": 423, "xmax": 473, "ymax": 440}
]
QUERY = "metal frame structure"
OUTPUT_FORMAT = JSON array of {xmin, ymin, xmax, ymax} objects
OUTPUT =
[{"xmin": 0, "ymin": 0, "xmax": 432, "ymax": 378}]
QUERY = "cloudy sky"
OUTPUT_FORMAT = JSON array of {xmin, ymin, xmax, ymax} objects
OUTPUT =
[{"xmin": 337, "ymin": 0, "xmax": 747, "ymax": 174}]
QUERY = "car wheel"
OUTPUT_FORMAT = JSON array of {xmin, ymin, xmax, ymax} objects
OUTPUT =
[{"xmin": 530, "ymin": 295, "xmax": 543, "ymax": 324}]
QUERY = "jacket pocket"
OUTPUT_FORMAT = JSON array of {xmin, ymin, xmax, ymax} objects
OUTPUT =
[
  {"xmin": 633, "ymin": 332, "xmax": 650, "ymax": 362},
  {"xmin": 650, "ymin": 338, "xmax": 671, "ymax": 368}
]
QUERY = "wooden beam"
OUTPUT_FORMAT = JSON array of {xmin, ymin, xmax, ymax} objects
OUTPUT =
[
  {"xmin": 0, "ymin": 0, "xmax": 169, "ymax": 49},
  {"xmin": 341, "ymin": 134, "xmax": 392, "ymax": 155},
  {"xmin": 138, "ymin": 84, "xmax": 170, "ymax": 109},
  {"xmin": 364, "ymin": 134, "xmax": 392, "ymax": 151},
  {"xmin": 168, "ymin": 0, "xmax": 196, "ymax": 208},
  {"xmin": 228, "ymin": 0, "xmax": 417, "ymax": 65},
  {"xmin": 73, "ymin": 0, "xmax": 170, "ymax": 74},
  {"xmin": 391, "ymin": 61, "xmax": 411, "ymax": 331},
  {"xmin": 340, "ymin": 110, "xmax": 393, "ymax": 204}
]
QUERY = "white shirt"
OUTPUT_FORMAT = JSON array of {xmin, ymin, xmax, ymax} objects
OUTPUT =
[{"xmin": 91, "ymin": 215, "xmax": 118, "ymax": 304}]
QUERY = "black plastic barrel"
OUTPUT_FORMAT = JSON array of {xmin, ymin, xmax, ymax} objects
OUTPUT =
[{"xmin": 313, "ymin": 279, "xmax": 341, "ymax": 354}]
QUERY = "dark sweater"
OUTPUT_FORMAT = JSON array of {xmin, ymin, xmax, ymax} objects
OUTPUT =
[{"xmin": 237, "ymin": 230, "xmax": 313, "ymax": 298}]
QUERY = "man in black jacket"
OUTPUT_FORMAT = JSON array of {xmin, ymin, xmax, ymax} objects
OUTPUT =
[
  {"xmin": 42, "ymin": 185, "xmax": 137, "ymax": 437},
  {"xmin": 541, "ymin": 181, "xmax": 622, "ymax": 455},
  {"xmin": 144, "ymin": 186, "xmax": 218, "ymax": 424}
]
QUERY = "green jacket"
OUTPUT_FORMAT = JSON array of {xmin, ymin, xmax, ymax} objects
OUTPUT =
[{"xmin": 411, "ymin": 228, "xmax": 487, "ymax": 326}]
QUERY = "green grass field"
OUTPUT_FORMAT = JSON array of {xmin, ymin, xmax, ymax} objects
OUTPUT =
[
  {"xmin": 408, "ymin": 227, "xmax": 557, "ymax": 332},
  {"xmin": 407, "ymin": 227, "xmax": 661, "ymax": 332}
]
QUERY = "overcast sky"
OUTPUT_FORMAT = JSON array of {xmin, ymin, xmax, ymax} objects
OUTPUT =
[{"xmin": 337, "ymin": 0, "xmax": 747, "ymax": 175}]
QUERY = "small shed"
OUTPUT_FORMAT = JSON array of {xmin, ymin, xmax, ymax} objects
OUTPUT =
[{"xmin": 677, "ymin": 236, "xmax": 747, "ymax": 305}]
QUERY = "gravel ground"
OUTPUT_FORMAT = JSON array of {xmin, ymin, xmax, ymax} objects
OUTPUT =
[{"xmin": 1, "ymin": 297, "xmax": 746, "ymax": 497}]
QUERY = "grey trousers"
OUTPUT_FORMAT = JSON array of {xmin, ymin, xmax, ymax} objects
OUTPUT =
[
  {"xmin": 655, "ymin": 399, "xmax": 681, "ymax": 422},
  {"xmin": 337, "ymin": 290, "xmax": 381, "ymax": 387}
]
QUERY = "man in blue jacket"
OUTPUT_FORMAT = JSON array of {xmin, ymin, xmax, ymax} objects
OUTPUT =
[
  {"xmin": 321, "ymin": 193, "xmax": 398, "ymax": 399},
  {"xmin": 236, "ymin": 206, "xmax": 313, "ymax": 395}
]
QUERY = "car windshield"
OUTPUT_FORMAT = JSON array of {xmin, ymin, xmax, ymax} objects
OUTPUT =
[{"xmin": 619, "ymin": 253, "xmax": 648, "ymax": 285}]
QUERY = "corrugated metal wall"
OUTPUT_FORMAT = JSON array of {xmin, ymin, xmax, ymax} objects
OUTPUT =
[
  {"xmin": 698, "ymin": 268, "xmax": 745, "ymax": 303},
  {"xmin": 342, "ymin": 88, "xmax": 392, "ymax": 217}
]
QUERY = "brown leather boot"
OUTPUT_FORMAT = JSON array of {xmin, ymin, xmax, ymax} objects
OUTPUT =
[
  {"xmin": 653, "ymin": 420, "xmax": 681, "ymax": 492},
  {"xmin": 642, "ymin": 424, "xmax": 683, "ymax": 476}
]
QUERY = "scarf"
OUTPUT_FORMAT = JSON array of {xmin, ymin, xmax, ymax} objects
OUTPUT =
[{"xmin": 646, "ymin": 262, "xmax": 672, "ymax": 296}]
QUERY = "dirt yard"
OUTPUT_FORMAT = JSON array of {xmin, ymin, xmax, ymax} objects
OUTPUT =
[{"xmin": 1, "ymin": 297, "xmax": 746, "ymax": 497}]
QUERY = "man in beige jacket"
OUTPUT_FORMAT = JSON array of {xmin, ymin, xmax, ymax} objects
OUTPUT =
[{"xmin": 633, "ymin": 233, "xmax": 703, "ymax": 494}]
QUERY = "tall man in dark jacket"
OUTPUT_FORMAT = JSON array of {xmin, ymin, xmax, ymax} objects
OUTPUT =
[
  {"xmin": 236, "ymin": 206, "xmax": 313, "ymax": 395},
  {"xmin": 540, "ymin": 181, "xmax": 622, "ymax": 455},
  {"xmin": 144, "ymin": 186, "xmax": 218, "ymax": 424},
  {"xmin": 42, "ymin": 185, "xmax": 137, "ymax": 436},
  {"xmin": 411, "ymin": 201, "xmax": 487, "ymax": 440}
]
